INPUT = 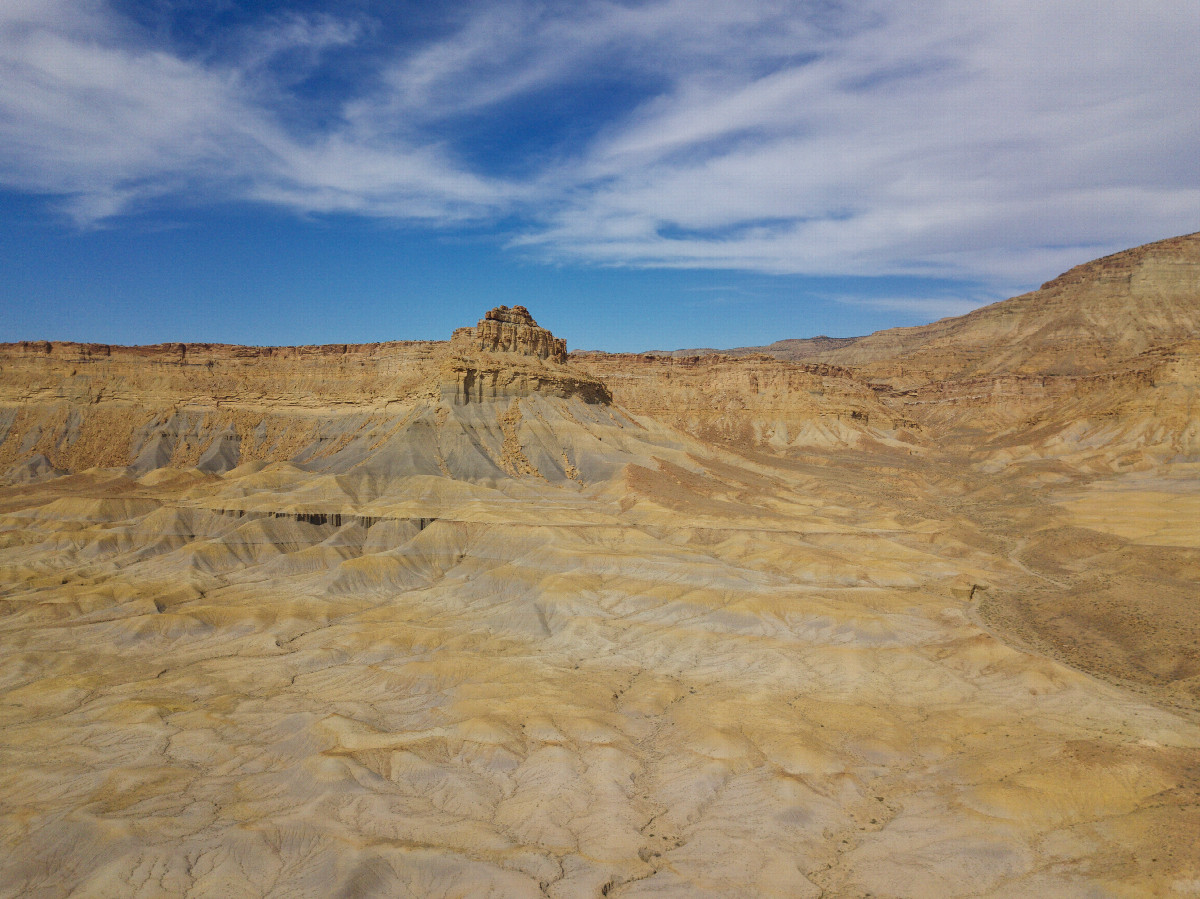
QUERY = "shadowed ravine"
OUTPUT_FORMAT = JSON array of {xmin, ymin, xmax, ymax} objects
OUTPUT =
[{"xmin": 2, "ymin": 253, "xmax": 1200, "ymax": 896}]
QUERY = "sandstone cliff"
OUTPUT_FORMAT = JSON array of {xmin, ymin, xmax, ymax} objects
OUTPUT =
[
  {"xmin": 0, "ymin": 309, "xmax": 632, "ymax": 489},
  {"xmin": 572, "ymin": 352, "xmax": 914, "ymax": 451},
  {"xmin": 465, "ymin": 304, "xmax": 568, "ymax": 361},
  {"xmin": 442, "ymin": 305, "xmax": 609, "ymax": 405}
]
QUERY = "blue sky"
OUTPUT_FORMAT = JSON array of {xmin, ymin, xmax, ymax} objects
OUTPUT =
[{"xmin": 1, "ymin": 1, "xmax": 1197, "ymax": 352}]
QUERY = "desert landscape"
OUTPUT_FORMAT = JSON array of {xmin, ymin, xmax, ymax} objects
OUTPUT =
[{"xmin": 1, "ymin": 233, "xmax": 1199, "ymax": 897}]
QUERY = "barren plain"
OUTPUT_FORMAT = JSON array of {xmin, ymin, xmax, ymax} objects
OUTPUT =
[{"xmin": 1, "ymin": 236, "xmax": 1199, "ymax": 897}]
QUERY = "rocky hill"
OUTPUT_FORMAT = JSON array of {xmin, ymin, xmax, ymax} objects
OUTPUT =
[
  {"xmin": 459, "ymin": 304, "xmax": 568, "ymax": 361},
  {"xmin": 443, "ymin": 305, "xmax": 609, "ymax": 406},
  {"xmin": 710, "ymin": 232, "xmax": 1200, "ymax": 378}
]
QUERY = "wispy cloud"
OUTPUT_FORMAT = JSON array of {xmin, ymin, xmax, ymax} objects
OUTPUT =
[
  {"xmin": 233, "ymin": 13, "xmax": 364, "ymax": 90},
  {"xmin": 518, "ymin": 0, "xmax": 1200, "ymax": 283},
  {"xmin": 832, "ymin": 292, "xmax": 989, "ymax": 321},
  {"xmin": 0, "ymin": 1, "xmax": 515, "ymax": 224},
  {"xmin": 0, "ymin": 0, "xmax": 1196, "ymax": 290}
]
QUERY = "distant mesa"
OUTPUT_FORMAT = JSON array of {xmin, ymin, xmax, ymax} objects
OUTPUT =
[{"xmin": 443, "ymin": 305, "xmax": 610, "ymax": 405}]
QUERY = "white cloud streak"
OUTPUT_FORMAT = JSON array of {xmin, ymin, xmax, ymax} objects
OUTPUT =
[
  {"xmin": 521, "ymin": 0, "xmax": 1200, "ymax": 283},
  {"xmin": 833, "ymin": 293, "xmax": 989, "ymax": 321},
  {"xmin": 0, "ymin": 0, "xmax": 513, "ymax": 224},
  {"xmin": 0, "ymin": 0, "xmax": 1196, "ymax": 289}
]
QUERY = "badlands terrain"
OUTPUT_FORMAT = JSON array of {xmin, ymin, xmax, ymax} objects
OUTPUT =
[{"xmin": 1, "ymin": 234, "xmax": 1199, "ymax": 897}]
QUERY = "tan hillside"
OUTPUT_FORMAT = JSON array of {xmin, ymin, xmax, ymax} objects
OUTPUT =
[{"xmin": 768, "ymin": 232, "xmax": 1200, "ymax": 380}]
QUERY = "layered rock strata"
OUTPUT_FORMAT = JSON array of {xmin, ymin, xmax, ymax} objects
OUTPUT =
[
  {"xmin": 442, "ymin": 305, "xmax": 609, "ymax": 405},
  {"xmin": 455, "ymin": 304, "xmax": 567, "ymax": 361},
  {"xmin": 572, "ymin": 352, "xmax": 917, "ymax": 450}
]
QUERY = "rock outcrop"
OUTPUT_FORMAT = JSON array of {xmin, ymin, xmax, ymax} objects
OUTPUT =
[
  {"xmin": 452, "ymin": 305, "xmax": 567, "ymax": 361},
  {"xmin": 572, "ymin": 352, "xmax": 912, "ymax": 450},
  {"xmin": 441, "ymin": 305, "xmax": 609, "ymax": 405}
]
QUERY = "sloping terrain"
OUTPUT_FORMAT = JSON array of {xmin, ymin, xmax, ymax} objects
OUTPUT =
[
  {"xmin": 713, "ymin": 232, "xmax": 1200, "ymax": 377},
  {"xmin": 0, "ymin": 271, "xmax": 1198, "ymax": 897}
]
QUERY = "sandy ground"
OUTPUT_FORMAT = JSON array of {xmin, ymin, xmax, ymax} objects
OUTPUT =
[{"xmin": 1, "ymin": 434, "xmax": 1197, "ymax": 898}]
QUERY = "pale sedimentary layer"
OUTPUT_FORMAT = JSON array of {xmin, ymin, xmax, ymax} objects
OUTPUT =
[
  {"xmin": 1, "ymin": 241, "xmax": 1199, "ymax": 897},
  {"xmin": 1, "ymin": 447, "xmax": 1197, "ymax": 897}
]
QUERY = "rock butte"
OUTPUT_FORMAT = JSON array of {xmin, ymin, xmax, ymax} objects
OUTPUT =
[{"xmin": 1, "ymin": 234, "xmax": 1199, "ymax": 897}]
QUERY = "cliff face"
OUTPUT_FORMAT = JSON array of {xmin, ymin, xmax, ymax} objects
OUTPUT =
[
  {"xmin": 0, "ymin": 309, "xmax": 620, "ymax": 485},
  {"xmin": 0, "ymin": 340, "xmax": 442, "ymax": 477},
  {"xmin": 441, "ymin": 306, "xmax": 608, "ymax": 406},
  {"xmin": 572, "ymin": 352, "xmax": 914, "ymax": 450},
  {"xmin": 466, "ymin": 304, "xmax": 568, "ymax": 361}
]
